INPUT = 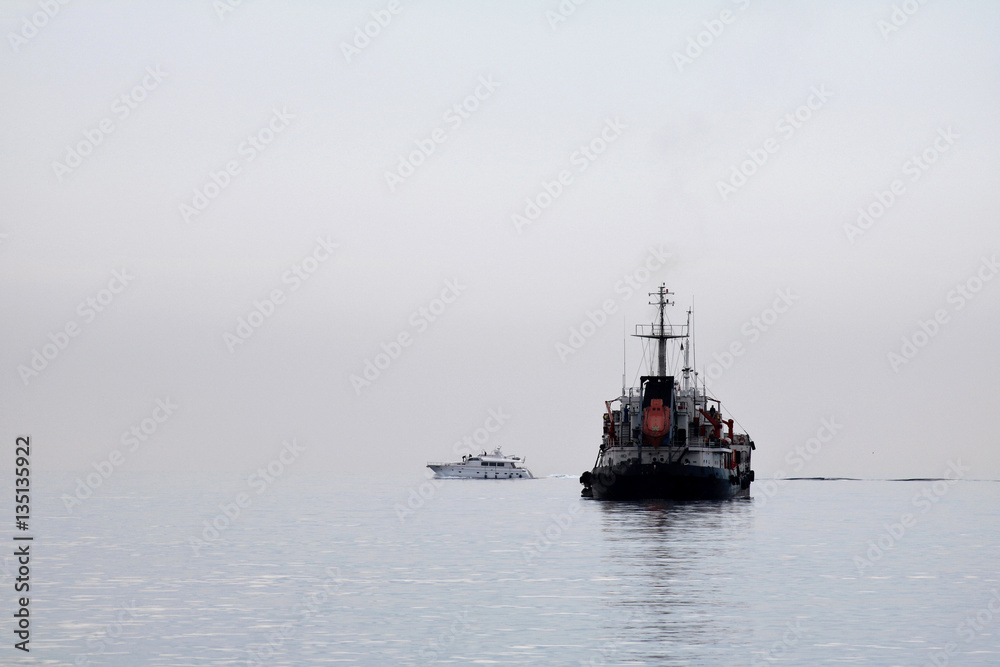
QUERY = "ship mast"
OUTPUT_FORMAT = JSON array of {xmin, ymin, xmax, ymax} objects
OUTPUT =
[
  {"xmin": 655, "ymin": 286, "xmax": 670, "ymax": 376},
  {"xmin": 682, "ymin": 307, "xmax": 692, "ymax": 391},
  {"xmin": 633, "ymin": 284, "xmax": 684, "ymax": 378}
]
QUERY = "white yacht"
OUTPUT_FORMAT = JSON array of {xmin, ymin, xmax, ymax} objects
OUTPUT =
[{"xmin": 428, "ymin": 446, "xmax": 534, "ymax": 479}]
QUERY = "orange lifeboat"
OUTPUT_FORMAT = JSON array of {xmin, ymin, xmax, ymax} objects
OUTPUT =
[{"xmin": 642, "ymin": 398, "xmax": 671, "ymax": 447}]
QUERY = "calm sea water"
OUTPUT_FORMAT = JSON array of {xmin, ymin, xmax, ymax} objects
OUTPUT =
[{"xmin": 7, "ymin": 472, "xmax": 1000, "ymax": 666}]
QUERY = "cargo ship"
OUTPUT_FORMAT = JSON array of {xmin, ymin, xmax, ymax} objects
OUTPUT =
[{"xmin": 580, "ymin": 285, "xmax": 755, "ymax": 500}]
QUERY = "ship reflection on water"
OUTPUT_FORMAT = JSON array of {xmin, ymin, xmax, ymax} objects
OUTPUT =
[{"xmin": 590, "ymin": 499, "xmax": 757, "ymax": 664}]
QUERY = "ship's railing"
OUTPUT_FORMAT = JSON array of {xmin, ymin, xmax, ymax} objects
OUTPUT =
[{"xmin": 634, "ymin": 323, "xmax": 687, "ymax": 338}]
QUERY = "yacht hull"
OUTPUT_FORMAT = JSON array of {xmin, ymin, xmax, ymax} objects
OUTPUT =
[{"xmin": 427, "ymin": 464, "xmax": 533, "ymax": 479}]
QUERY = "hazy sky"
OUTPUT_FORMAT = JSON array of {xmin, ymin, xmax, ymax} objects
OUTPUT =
[{"xmin": 2, "ymin": 0, "xmax": 999, "ymax": 480}]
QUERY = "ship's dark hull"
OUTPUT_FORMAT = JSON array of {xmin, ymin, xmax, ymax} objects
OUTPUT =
[{"xmin": 583, "ymin": 462, "xmax": 750, "ymax": 500}]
